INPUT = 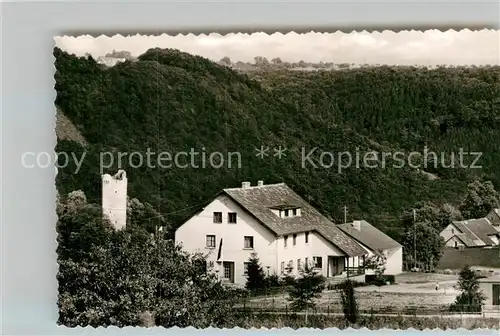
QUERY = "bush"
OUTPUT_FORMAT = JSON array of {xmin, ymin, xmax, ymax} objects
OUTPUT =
[
  {"xmin": 365, "ymin": 274, "xmax": 395, "ymax": 286},
  {"xmin": 339, "ymin": 280, "xmax": 359, "ymax": 325},
  {"xmin": 245, "ymin": 253, "xmax": 266, "ymax": 293},
  {"xmin": 449, "ymin": 265, "xmax": 486, "ymax": 313},
  {"xmin": 280, "ymin": 273, "xmax": 296, "ymax": 286},
  {"xmin": 265, "ymin": 273, "xmax": 280, "ymax": 288},
  {"xmin": 330, "ymin": 280, "xmax": 369, "ymax": 290}
]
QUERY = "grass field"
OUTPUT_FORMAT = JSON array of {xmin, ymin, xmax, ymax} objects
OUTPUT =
[
  {"xmin": 240, "ymin": 290, "xmax": 456, "ymax": 314},
  {"xmin": 238, "ymin": 273, "xmax": 461, "ymax": 314}
]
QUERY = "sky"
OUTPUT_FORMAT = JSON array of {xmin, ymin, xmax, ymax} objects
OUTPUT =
[{"xmin": 55, "ymin": 29, "xmax": 499, "ymax": 66}]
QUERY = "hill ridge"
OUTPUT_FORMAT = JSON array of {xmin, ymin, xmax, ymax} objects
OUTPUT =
[{"xmin": 54, "ymin": 47, "xmax": 500, "ymax": 241}]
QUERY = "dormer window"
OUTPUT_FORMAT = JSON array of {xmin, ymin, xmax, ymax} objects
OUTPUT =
[{"xmin": 270, "ymin": 205, "xmax": 301, "ymax": 218}]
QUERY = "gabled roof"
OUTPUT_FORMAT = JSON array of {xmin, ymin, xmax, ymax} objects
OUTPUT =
[
  {"xmin": 464, "ymin": 218, "xmax": 499, "ymax": 243},
  {"xmin": 221, "ymin": 183, "xmax": 366, "ymax": 257},
  {"xmin": 486, "ymin": 208, "xmax": 500, "ymax": 226},
  {"xmin": 337, "ymin": 220, "xmax": 402, "ymax": 252},
  {"xmin": 452, "ymin": 221, "xmax": 486, "ymax": 247},
  {"xmin": 452, "ymin": 218, "xmax": 498, "ymax": 247},
  {"xmin": 446, "ymin": 233, "xmax": 476, "ymax": 247}
]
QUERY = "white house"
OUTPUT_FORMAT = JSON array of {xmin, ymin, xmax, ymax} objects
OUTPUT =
[
  {"xmin": 440, "ymin": 217, "xmax": 500, "ymax": 249},
  {"xmin": 175, "ymin": 181, "xmax": 401, "ymax": 286},
  {"xmin": 337, "ymin": 220, "xmax": 403, "ymax": 275},
  {"xmin": 478, "ymin": 275, "xmax": 500, "ymax": 318}
]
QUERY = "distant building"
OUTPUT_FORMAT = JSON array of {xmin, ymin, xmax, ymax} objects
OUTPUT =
[
  {"xmin": 175, "ymin": 181, "xmax": 402, "ymax": 286},
  {"xmin": 102, "ymin": 170, "xmax": 128, "ymax": 230},
  {"xmin": 440, "ymin": 217, "xmax": 500, "ymax": 249},
  {"xmin": 96, "ymin": 56, "xmax": 126, "ymax": 67}
]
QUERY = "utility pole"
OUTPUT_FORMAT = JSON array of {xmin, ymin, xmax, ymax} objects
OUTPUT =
[
  {"xmin": 413, "ymin": 209, "xmax": 417, "ymax": 270},
  {"xmin": 344, "ymin": 206, "xmax": 347, "ymax": 224}
]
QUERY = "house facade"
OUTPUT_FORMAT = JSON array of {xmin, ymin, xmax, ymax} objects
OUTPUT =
[
  {"xmin": 440, "ymin": 217, "xmax": 500, "ymax": 249},
  {"xmin": 175, "ymin": 181, "xmax": 401, "ymax": 286},
  {"xmin": 338, "ymin": 220, "xmax": 403, "ymax": 275},
  {"xmin": 478, "ymin": 275, "xmax": 500, "ymax": 318}
]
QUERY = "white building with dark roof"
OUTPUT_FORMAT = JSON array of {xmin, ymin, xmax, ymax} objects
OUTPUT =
[
  {"xmin": 175, "ymin": 181, "xmax": 401, "ymax": 286},
  {"xmin": 440, "ymin": 216, "xmax": 500, "ymax": 249},
  {"xmin": 338, "ymin": 220, "xmax": 403, "ymax": 275}
]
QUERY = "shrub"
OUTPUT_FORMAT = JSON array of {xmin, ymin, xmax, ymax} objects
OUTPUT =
[
  {"xmin": 245, "ymin": 253, "xmax": 267, "ymax": 293},
  {"xmin": 265, "ymin": 273, "xmax": 280, "ymax": 288},
  {"xmin": 365, "ymin": 274, "xmax": 395, "ymax": 286},
  {"xmin": 330, "ymin": 280, "xmax": 369, "ymax": 290},
  {"xmin": 450, "ymin": 265, "xmax": 486, "ymax": 313},
  {"xmin": 338, "ymin": 280, "xmax": 359, "ymax": 325},
  {"xmin": 287, "ymin": 265, "xmax": 325, "ymax": 315}
]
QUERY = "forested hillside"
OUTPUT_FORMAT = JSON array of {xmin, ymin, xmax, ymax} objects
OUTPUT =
[{"xmin": 54, "ymin": 47, "xmax": 500, "ymax": 240}]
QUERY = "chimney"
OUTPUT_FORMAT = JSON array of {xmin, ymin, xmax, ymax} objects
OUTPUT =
[
  {"xmin": 257, "ymin": 180, "xmax": 264, "ymax": 187},
  {"xmin": 352, "ymin": 220, "xmax": 362, "ymax": 231},
  {"xmin": 242, "ymin": 181, "xmax": 251, "ymax": 189}
]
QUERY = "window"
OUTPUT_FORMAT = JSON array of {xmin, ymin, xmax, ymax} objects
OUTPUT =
[
  {"xmin": 451, "ymin": 228, "xmax": 454, "ymax": 234},
  {"xmin": 206, "ymin": 235, "xmax": 216, "ymax": 248},
  {"xmin": 228, "ymin": 212, "xmax": 237, "ymax": 224},
  {"xmin": 288, "ymin": 260, "xmax": 293, "ymax": 272},
  {"xmin": 305, "ymin": 257, "xmax": 309, "ymax": 269},
  {"xmin": 223, "ymin": 263, "xmax": 231, "ymax": 279},
  {"xmin": 305, "ymin": 231, "xmax": 309, "ymax": 244},
  {"xmin": 293, "ymin": 234, "xmax": 297, "ymax": 246},
  {"xmin": 454, "ymin": 241, "xmax": 458, "ymax": 248},
  {"xmin": 244, "ymin": 236, "xmax": 254, "ymax": 249},
  {"xmin": 213, "ymin": 212, "xmax": 222, "ymax": 223},
  {"xmin": 284, "ymin": 235, "xmax": 288, "ymax": 247},
  {"xmin": 285, "ymin": 209, "xmax": 289, "ymax": 217},
  {"xmin": 293, "ymin": 209, "xmax": 297, "ymax": 216},
  {"xmin": 281, "ymin": 262, "xmax": 285, "ymax": 274},
  {"xmin": 297, "ymin": 259, "xmax": 301, "ymax": 270},
  {"xmin": 207, "ymin": 260, "xmax": 215, "ymax": 268},
  {"xmin": 243, "ymin": 262, "xmax": 250, "ymax": 275},
  {"xmin": 313, "ymin": 256, "xmax": 323, "ymax": 269}
]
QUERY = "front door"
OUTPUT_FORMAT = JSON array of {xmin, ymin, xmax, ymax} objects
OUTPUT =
[
  {"xmin": 223, "ymin": 261, "xmax": 235, "ymax": 283},
  {"xmin": 493, "ymin": 284, "xmax": 500, "ymax": 305},
  {"xmin": 327, "ymin": 256, "xmax": 340, "ymax": 277}
]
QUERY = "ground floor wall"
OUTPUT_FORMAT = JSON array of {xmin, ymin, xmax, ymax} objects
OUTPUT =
[{"xmin": 479, "ymin": 282, "xmax": 500, "ymax": 306}]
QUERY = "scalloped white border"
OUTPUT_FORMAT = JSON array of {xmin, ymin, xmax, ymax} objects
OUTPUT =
[
  {"xmin": 2, "ymin": 0, "xmax": 499, "ymax": 334},
  {"xmin": 55, "ymin": 29, "xmax": 500, "ymax": 66}
]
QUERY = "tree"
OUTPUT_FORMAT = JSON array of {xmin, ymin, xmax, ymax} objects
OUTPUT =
[
  {"xmin": 401, "ymin": 220, "xmax": 444, "ymax": 271},
  {"xmin": 402, "ymin": 201, "xmax": 462, "ymax": 231},
  {"xmin": 219, "ymin": 56, "xmax": 231, "ymax": 66},
  {"xmin": 127, "ymin": 197, "xmax": 170, "ymax": 237},
  {"xmin": 364, "ymin": 250, "xmax": 387, "ymax": 284},
  {"xmin": 460, "ymin": 180, "xmax": 500, "ymax": 219},
  {"xmin": 271, "ymin": 57, "xmax": 282, "ymax": 64},
  {"xmin": 338, "ymin": 280, "xmax": 359, "ymax": 325},
  {"xmin": 57, "ymin": 194, "xmax": 240, "ymax": 328},
  {"xmin": 245, "ymin": 253, "xmax": 266, "ymax": 293},
  {"xmin": 254, "ymin": 56, "xmax": 269, "ymax": 66},
  {"xmin": 56, "ymin": 190, "xmax": 114, "ymax": 262},
  {"xmin": 450, "ymin": 265, "xmax": 486, "ymax": 312},
  {"xmin": 287, "ymin": 264, "xmax": 326, "ymax": 324}
]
